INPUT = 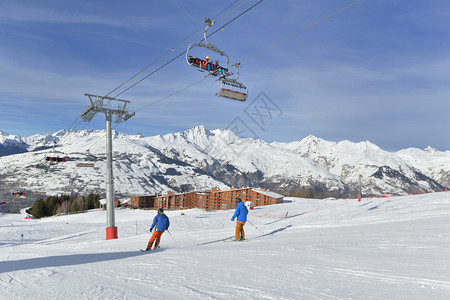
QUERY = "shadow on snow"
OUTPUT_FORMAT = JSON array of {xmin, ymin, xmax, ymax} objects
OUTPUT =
[
  {"xmin": 197, "ymin": 236, "xmax": 235, "ymax": 246},
  {"xmin": 254, "ymin": 225, "xmax": 292, "ymax": 238},
  {"xmin": 0, "ymin": 251, "xmax": 150, "ymax": 274}
]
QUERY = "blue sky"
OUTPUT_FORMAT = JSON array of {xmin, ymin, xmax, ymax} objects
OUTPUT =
[{"xmin": 0, "ymin": 0, "xmax": 449, "ymax": 151}]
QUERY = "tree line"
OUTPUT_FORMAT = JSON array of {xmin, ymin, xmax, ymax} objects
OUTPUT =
[{"xmin": 27, "ymin": 193, "xmax": 101, "ymax": 219}]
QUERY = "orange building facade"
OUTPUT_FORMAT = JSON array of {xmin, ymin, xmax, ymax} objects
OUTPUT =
[
  {"xmin": 152, "ymin": 187, "xmax": 283, "ymax": 210},
  {"xmin": 130, "ymin": 195, "xmax": 156, "ymax": 208}
]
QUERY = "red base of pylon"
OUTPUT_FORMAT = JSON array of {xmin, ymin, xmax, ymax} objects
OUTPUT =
[
  {"xmin": 106, "ymin": 226, "xmax": 118, "ymax": 240},
  {"xmin": 358, "ymin": 197, "xmax": 361, "ymax": 202}
]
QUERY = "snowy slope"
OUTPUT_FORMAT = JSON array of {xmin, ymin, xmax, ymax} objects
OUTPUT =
[{"xmin": 1, "ymin": 192, "xmax": 450, "ymax": 299}]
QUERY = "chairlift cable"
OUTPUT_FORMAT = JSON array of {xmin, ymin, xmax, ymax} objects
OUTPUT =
[
  {"xmin": 106, "ymin": 0, "xmax": 245, "ymax": 98},
  {"xmin": 112, "ymin": 0, "xmax": 258, "ymax": 98},
  {"xmin": 85, "ymin": 76, "xmax": 211, "ymax": 152},
  {"xmin": 113, "ymin": 49, "xmax": 189, "ymax": 98},
  {"xmin": 53, "ymin": 0, "xmax": 363, "ymax": 171},
  {"xmin": 213, "ymin": 0, "xmax": 242, "ymax": 20},
  {"xmin": 60, "ymin": 0, "xmax": 356, "ymax": 151},
  {"xmin": 134, "ymin": 77, "xmax": 210, "ymax": 113},
  {"xmin": 73, "ymin": 1, "xmax": 264, "ymax": 151},
  {"xmin": 55, "ymin": 1, "xmax": 241, "ymax": 146},
  {"xmin": 238, "ymin": 0, "xmax": 363, "ymax": 64},
  {"xmin": 106, "ymin": 31, "xmax": 203, "ymax": 98},
  {"xmin": 51, "ymin": 117, "xmax": 90, "ymax": 148},
  {"xmin": 214, "ymin": 0, "xmax": 251, "ymax": 24}
]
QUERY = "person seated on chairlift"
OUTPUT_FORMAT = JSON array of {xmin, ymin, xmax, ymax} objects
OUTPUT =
[
  {"xmin": 204, "ymin": 56, "xmax": 214, "ymax": 73},
  {"xmin": 215, "ymin": 60, "xmax": 226, "ymax": 77}
]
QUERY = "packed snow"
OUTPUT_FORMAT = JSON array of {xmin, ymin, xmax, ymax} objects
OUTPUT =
[{"xmin": 1, "ymin": 192, "xmax": 450, "ymax": 299}]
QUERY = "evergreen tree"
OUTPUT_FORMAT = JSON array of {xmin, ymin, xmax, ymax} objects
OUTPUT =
[
  {"xmin": 87, "ymin": 194, "xmax": 95, "ymax": 210},
  {"xmin": 31, "ymin": 199, "xmax": 46, "ymax": 219},
  {"xmin": 72, "ymin": 201, "xmax": 80, "ymax": 213},
  {"xmin": 95, "ymin": 198, "xmax": 100, "ymax": 209},
  {"xmin": 45, "ymin": 196, "xmax": 57, "ymax": 217}
]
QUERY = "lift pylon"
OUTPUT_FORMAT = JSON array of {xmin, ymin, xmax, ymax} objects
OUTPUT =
[{"xmin": 81, "ymin": 93, "xmax": 134, "ymax": 240}]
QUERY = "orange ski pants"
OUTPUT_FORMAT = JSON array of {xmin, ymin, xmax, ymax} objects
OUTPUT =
[
  {"xmin": 235, "ymin": 221, "xmax": 246, "ymax": 240},
  {"xmin": 147, "ymin": 231, "xmax": 163, "ymax": 249}
]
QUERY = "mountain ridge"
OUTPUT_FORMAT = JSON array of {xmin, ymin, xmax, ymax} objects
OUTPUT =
[{"xmin": 0, "ymin": 126, "xmax": 448, "ymax": 198}]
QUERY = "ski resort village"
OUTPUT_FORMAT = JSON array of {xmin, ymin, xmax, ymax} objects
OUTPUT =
[
  {"xmin": 2, "ymin": 1, "xmax": 450, "ymax": 299},
  {"xmin": 1, "ymin": 127, "xmax": 449, "ymax": 299},
  {"xmin": 130, "ymin": 187, "xmax": 283, "ymax": 211}
]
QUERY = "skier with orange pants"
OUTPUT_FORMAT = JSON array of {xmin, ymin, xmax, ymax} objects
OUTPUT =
[
  {"xmin": 231, "ymin": 197, "xmax": 248, "ymax": 241},
  {"xmin": 146, "ymin": 208, "xmax": 170, "ymax": 251}
]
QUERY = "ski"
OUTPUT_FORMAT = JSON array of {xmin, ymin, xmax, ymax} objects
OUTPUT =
[
  {"xmin": 223, "ymin": 238, "xmax": 248, "ymax": 242},
  {"xmin": 140, "ymin": 246, "xmax": 161, "ymax": 252}
]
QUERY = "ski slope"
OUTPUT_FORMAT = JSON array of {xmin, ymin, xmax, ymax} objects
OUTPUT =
[{"xmin": 1, "ymin": 192, "xmax": 450, "ymax": 299}]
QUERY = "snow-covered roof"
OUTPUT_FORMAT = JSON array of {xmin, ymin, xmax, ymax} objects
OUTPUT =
[{"xmin": 252, "ymin": 188, "xmax": 284, "ymax": 199}]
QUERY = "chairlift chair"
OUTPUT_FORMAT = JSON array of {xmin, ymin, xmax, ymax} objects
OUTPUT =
[
  {"xmin": 186, "ymin": 17, "xmax": 248, "ymax": 101},
  {"xmin": 186, "ymin": 18, "xmax": 230, "ymax": 75},
  {"xmin": 43, "ymin": 142, "xmax": 68, "ymax": 172},
  {"xmin": 216, "ymin": 63, "xmax": 248, "ymax": 101},
  {"xmin": 44, "ymin": 142, "xmax": 67, "ymax": 163}
]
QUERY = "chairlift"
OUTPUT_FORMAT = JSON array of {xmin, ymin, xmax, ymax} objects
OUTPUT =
[
  {"xmin": 44, "ymin": 142, "xmax": 67, "ymax": 163},
  {"xmin": 186, "ymin": 18, "xmax": 248, "ymax": 101},
  {"xmin": 216, "ymin": 63, "xmax": 248, "ymax": 102},
  {"xmin": 75, "ymin": 150, "xmax": 98, "ymax": 168},
  {"xmin": 186, "ymin": 18, "xmax": 231, "ymax": 76},
  {"xmin": 43, "ymin": 142, "xmax": 68, "ymax": 172},
  {"xmin": 76, "ymin": 162, "xmax": 94, "ymax": 168},
  {"xmin": 45, "ymin": 156, "xmax": 67, "ymax": 162}
]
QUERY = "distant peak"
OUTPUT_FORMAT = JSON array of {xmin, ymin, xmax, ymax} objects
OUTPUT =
[
  {"xmin": 190, "ymin": 125, "xmax": 208, "ymax": 133},
  {"xmin": 299, "ymin": 135, "xmax": 330, "ymax": 147},
  {"xmin": 303, "ymin": 135, "xmax": 321, "ymax": 142},
  {"xmin": 182, "ymin": 125, "xmax": 211, "ymax": 136},
  {"xmin": 424, "ymin": 146, "xmax": 437, "ymax": 152}
]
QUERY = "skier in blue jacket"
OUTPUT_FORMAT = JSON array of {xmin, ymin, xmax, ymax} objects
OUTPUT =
[
  {"xmin": 146, "ymin": 208, "xmax": 170, "ymax": 251},
  {"xmin": 231, "ymin": 197, "xmax": 248, "ymax": 241}
]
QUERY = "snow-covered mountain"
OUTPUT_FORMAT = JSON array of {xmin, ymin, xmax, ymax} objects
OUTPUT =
[
  {"xmin": 0, "ymin": 126, "xmax": 447, "ymax": 198},
  {"xmin": 396, "ymin": 146, "xmax": 450, "ymax": 189},
  {"xmin": 273, "ymin": 135, "xmax": 446, "ymax": 196},
  {"xmin": 144, "ymin": 126, "xmax": 345, "ymax": 195},
  {"xmin": 0, "ymin": 130, "xmax": 29, "ymax": 156}
]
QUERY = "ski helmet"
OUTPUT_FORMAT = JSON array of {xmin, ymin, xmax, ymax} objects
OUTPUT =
[
  {"xmin": 236, "ymin": 197, "xmax": 242, "ymax": 203},
  {"xmin": 158, "ymin": 208, "xmax": 164, "ymax": 215}
]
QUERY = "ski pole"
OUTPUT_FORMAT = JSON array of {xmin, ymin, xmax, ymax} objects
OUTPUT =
[
  {"xmin": 167, "ymin": 229, "xmax": 178, "ymax": 245},
  {"xmin": 247, "ymin": 220, "xmax": 265, "ymax": 234}
]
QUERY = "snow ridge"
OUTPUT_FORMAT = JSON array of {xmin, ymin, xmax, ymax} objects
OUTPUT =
[{"xmin": 0, "ymin": 126, "xmax": 448, "ymax": 197}]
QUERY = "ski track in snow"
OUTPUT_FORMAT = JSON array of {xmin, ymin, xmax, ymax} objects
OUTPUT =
[{"xmin": 1, "ymin": 192, "xmax": 450, "ymax": 299}]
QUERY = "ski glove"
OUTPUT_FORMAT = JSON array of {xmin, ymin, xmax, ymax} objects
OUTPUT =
[
  {"xmin": 231, "ymin": 217, "xmax": 235, "ymax": 221},
  {"xmin": 150, "ymin": 227, "xmax": 153, "ymax": 232}
]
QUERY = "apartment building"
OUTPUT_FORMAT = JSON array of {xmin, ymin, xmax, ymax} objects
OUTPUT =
[
  {"xmin": 153, "ymin": 187, "xmax": 283, "ymax": 210},
  {"xmin": 130, "ymin": 195, "xmax": 156, "ymax": 209}
]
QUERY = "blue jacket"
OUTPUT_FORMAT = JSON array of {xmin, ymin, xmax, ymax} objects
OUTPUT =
[
  {"xmin": 232, "ymin": 201, "xmax": 248, "ymax": 222},
  {"xmin": 151, "ymin": 214, "xmax": 170, "ymax": 232}
]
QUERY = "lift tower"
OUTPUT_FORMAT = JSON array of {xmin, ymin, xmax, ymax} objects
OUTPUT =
[{"xmin": 80, "ymin": 93, "xmax": 135, "ymax": 240}]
